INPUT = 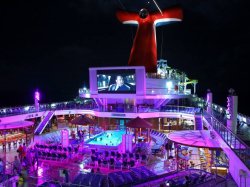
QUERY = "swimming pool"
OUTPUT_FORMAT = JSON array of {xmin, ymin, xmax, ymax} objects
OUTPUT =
[{"xmin": 85, "ymin": 130, "xmax": 126, "ymax": 148}]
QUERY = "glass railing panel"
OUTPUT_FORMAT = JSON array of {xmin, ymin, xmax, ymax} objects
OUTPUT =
[
  {"xmin": 95, "ymin": 105, "xmax": 200, "ymax": 114},
  {"xmin": 234, "ymin": 139, "xmax": 241, "ymax": 150},
  {"xmin": 224, "ymin": 130, "xmax": 228, "ymax": 143},
  {"xmin": 238, "ymin": 144, "xmax": 245, "ymax": 163},
  {"xmin": 215, "ymin": 121, "xmax": 220, "ymax": 132},
  {"xmin": 205, "ymin": 112, "xmax": 250, "ymax": 169},
  {"xmin": 146, "ymin": 88, "xmax": 188, "ymax": 95},
  {"xmin": 1, "ymin": 102, "xmax": 201, "ymax": 116},
  {"xmin": 228, "ymin": 132, "xmax": 233, "ymax": 147},
  {"xmin": 0, "ymin": 101, "xmax": 99, "ymax": 117}
]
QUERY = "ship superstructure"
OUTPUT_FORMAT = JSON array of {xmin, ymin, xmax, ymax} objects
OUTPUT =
[{"xmin": 0, "ymin": 5, "xmax": 249, "ymax": 187}]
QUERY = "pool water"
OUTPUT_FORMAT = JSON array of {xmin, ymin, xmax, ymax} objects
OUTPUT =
[{"xmin": 86, "ymin": 130, "xmax": 126, "ymax": 146}]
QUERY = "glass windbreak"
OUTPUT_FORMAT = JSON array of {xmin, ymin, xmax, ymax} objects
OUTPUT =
[{"xmin": 204, "ymin": 113, "xmax": 250, "ymax": 169}]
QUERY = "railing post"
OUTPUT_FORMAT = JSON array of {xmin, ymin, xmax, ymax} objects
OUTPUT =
[
  {"xmin": 229, "ymin": 132, "xmax": 232, "ymax": 147},
  {"xmin": 234, "ymin": 134, "xmax": 236, "ymax": 150},
  {"xmin": 226, "ymin": 130, "xmax": 228, "ymax": 143},
  {"xmin": 206, "ymin": 112, "xmax": 250, "ymax": 171}
]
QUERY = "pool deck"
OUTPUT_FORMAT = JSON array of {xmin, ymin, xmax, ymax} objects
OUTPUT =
[{"xmin": 85, "ymin": 130, "xmax": 126, "ymax": 150}]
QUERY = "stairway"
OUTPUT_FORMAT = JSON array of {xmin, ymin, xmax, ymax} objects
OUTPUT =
[
  {"xmin": 34, "ymin": 111, "xmax": 54, "ymax": 135},
  {"xmin": 154, "ymin": 99, "xmax": 170, "ymax": 109},
  {"xmin": 94, "ymin": 98, "xmax": 103, "ymax": 109}
]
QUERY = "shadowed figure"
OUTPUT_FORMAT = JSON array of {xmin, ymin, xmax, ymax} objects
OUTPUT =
[
  {"xmin": 108, "ymin": 75, "xmax": 130, "ymax": 91},
  {"xmin": 116, "ymin": 7, "xmax": 183, "ymax": 72}
]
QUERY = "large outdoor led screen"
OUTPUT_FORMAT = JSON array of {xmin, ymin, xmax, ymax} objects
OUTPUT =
[{"xmin": 97, "ymin": 69, "xmax": 136, "ymax": 94}]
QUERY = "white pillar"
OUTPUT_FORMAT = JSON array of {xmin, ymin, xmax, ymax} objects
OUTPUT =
[
  {"xmin": 206, "ymin": 89, "xmax": 213, "ymax": 115},
  {"xmin": 133, "ymin": 99, "xmax": 137, "ymax": 112},
  {"xmin": 184, "ymin": 77, "xmax": 187, "ymax": 93},
  {"xmin": 226, "ymin": 89, "xmax": 238, "ymax": 134},
  {"xmin": 61, "ymin": 129, "xmax": 69, "ymax": 147},
  {"xmin": 193, "ymin": 82, "xmax": 197, "ymax": 95},
  {"xmin": 158, "ymin": 118, "xmax": 161, "ymax": 131},
  {"xmin": 121, "ymin": 134, "xmax": 133, "ymax": 153},
  {"xmin": 34, "ymin": 90, "xmax": 40, "ymax": 112}
]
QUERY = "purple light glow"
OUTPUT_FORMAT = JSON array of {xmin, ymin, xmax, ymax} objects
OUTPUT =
[{"xmin": 35, "ymin": 91, "xmax": 40, "ymax": 101}]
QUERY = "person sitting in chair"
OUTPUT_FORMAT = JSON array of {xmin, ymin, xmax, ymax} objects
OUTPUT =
[{"xmin": 108, "ymin": 75, "xmax": 130, "ymax": 91}]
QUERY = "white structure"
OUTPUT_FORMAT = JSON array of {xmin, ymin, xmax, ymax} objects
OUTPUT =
[
  {"xmin": 34, "ymin": 90, "xmax": 40, "ymax": 112},
  {"xmin": 206, "ymin": 89, "xmax": 213, "ymax": 115},
  {"xmin": 121, "ymin": 134, "xmax": 133, "ymax": 153},
  {"xmin": 226, "ymin": 89, "xmax": 238, "ymax": 134},
  {"xmin": 61, "ymin": 129, "xmax": 69, "ymax": 147}
]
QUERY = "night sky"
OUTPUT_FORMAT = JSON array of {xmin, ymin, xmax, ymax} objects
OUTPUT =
[{"xmin": 0, "ymin": 0, "xmax": 250, "ymax": 115}]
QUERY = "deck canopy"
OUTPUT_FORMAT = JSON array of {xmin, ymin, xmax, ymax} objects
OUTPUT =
[
  {"xmin": 70, "ymin": 114, "xmax": 95, "ymax": 126},
  {"xmin": 125, "ymin": 116, "xmax": 153, "ymax": 129},
  {"xmin": 0, "ymin": 120, "xmax": 34, "ymax": 130}
]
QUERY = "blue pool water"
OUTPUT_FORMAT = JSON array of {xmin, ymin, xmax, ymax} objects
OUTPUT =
[{"xmin": 86, "ymin": 130, "xmax": 126, "ymax": 146}]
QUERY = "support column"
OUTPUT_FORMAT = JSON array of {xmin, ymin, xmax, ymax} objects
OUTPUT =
[
  {"xmin": 226, "ymin": 89, "xmax": 238, "ymax": 134},
  {"xmin": 206, "ymin": 89, "xmax": 213, "ymax": 115},
  {"xmin": 3, "ymin": 129, "xmax": 6, "ymax": 175},
  {"xmin": 194, "ymin": 115, "xmax": 203, "ymax": 130},
  {"xmin": 158, "ymin": 118, "xmax": 161, "ymax": 131},
  {"xmin": 133, "ymin": 99, "xmax": 137, "ymax": 113},
  {"xmin": 34, "ymin": 89, "xmax": 40, "ymax": 112},
  {"xmin": 184, "ymin": 77, "xmax": 187, "ymax": 93},
  {"xmin": 103, "ymin": 98, "xmax": 108, "ymax": 111},
  {"xmin": 193, "ymin": 82, "xmax": 197, "ymax": 95},
  {"xmin": 121, "ymin": 134, "xmax": 133, "ymax": 153},
  {"xmin": 147, "ymin": 128, "xmax": 151, "ymax": 143},
  {"xmin": 61, "ymin": 129, "xmax": 69, "ymax": 147}
]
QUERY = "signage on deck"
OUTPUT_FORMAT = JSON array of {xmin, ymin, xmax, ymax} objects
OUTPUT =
[
  {"xmin": 111, "ymin": 113, "xmax": 126, "ymax": 117},
  {"xmin": 26, "ymin": 113, "xmax": 39, "ymax": 118}
]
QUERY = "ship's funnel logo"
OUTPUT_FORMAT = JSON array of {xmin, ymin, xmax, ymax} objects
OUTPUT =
[
  {"xmin": 139, "ymin": 8, "xmax": 149, "ymax": 19},
  {"xmin": 117, "ymin": 7, "xmax": 183, "ymax": 72}
]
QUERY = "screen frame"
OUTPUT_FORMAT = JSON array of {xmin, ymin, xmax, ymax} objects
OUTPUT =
[
  {"xmin": 97, "ymin": 69, "xmax": 136, "ymax": 94},
  {"xmin": 89, "ymin": 66, "xmax": 145, "ymax": 97}
]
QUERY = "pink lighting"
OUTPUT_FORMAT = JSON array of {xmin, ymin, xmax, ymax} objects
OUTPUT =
[
  {"xmin": 167, "ymin": 130, "xmax": 220, "ymax": 148},
  {"xmin": 35, "ymin": 90, "xmax": 40, "ymax": 101},
  {"xmin": 37, "ymin": 166, "xmax": 44, "ymax": 177}
]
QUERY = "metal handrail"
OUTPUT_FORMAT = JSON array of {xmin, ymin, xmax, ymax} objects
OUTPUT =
[
  {"xmin": 197, "ymin": 96, "xmax": 250, "ymax": 125},
  {"xmin": 204, "ymin": 112, "xmax": 250, "ymax": 169},
  {"xmin": 135, "ymin": 163, "xmax": 223, "ymax": 187},
  {"xmin": 205, "ymin": 112, "xmax": 249, "ymax": 148},
  {"xmin": 0, "ymin": 104, "xmax": 201, "ymax": 117}
]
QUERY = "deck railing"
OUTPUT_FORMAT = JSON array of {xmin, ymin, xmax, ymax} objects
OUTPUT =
[
  {"xmin": 0, "ymin": 101, "xmax": 96, "ymax": 117},
  {"xmin": 0, "ymin": 103, "xmax": 201, "ymax": 117},
  {"xmin": 203, "ymin": 112, "xmax": 250, "ymax": 170}
]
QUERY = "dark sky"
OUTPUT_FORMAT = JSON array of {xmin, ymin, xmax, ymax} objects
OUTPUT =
[{"xmin": 0, "ymin": 0, "xmax": 250, "ymax": 115}]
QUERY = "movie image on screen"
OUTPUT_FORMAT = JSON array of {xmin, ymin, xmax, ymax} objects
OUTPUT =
[{"xmin": 97, "ymin": 69, "xmax": 136, "ymax": 94}]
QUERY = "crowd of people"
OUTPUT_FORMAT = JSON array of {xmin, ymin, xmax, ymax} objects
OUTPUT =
[
  {"xmin": 15, "ymin": 143, "xmax": 31, "ymax": 186},
  {"xmin": 0, "ymin": 142, "xmax": 40, "ymax": 186}
]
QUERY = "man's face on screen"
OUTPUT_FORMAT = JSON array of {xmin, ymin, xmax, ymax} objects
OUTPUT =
[{"xmin": 116, "ymin": 76, "xmax": 124, "ymax": 86}]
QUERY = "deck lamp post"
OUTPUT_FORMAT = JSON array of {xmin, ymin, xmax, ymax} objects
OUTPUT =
[
  {"xmin": 226, "ymin": 88, "xmax": 238, "ymax": 134},
  {"xmin": 34, "ymin": 89, "xmax": 40, "ymax": 112}
]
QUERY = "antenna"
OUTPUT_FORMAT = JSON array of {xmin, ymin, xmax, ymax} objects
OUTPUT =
[
  {"xmin": 152, "ymin": 0, "xmax": 163, "ymax": 15},
  {"xmin": 117, "ymin": 0, "xmax": 126, "ymax": 10}
]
